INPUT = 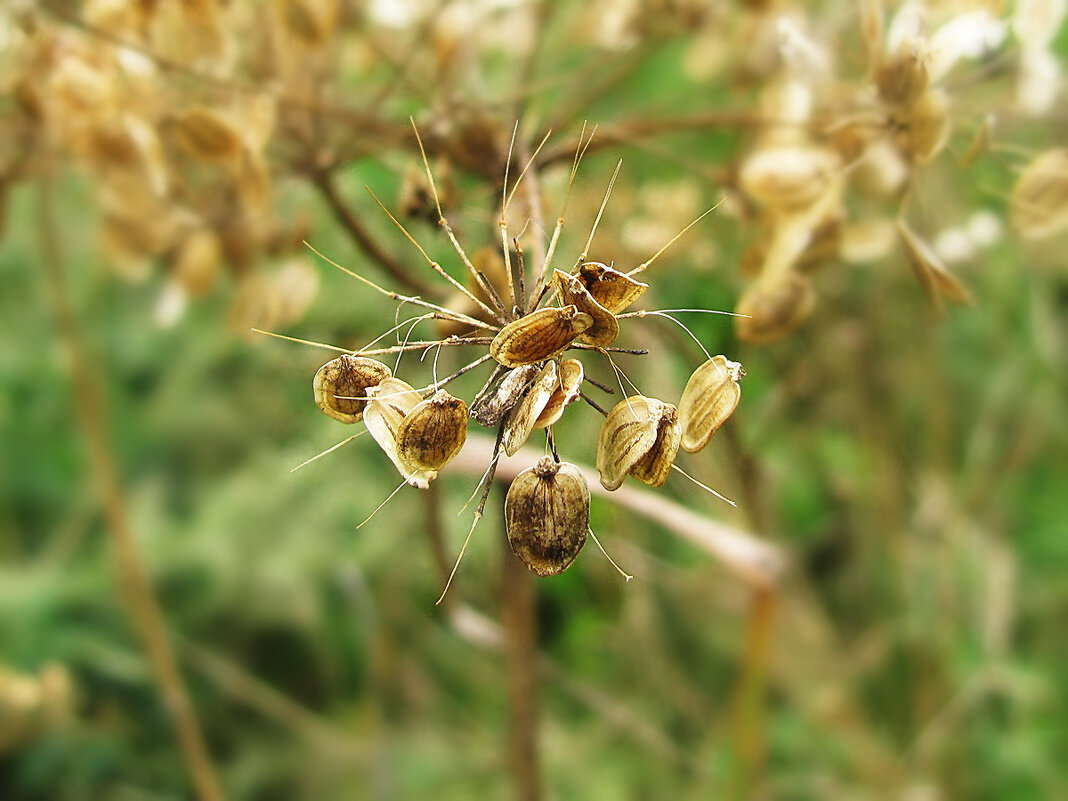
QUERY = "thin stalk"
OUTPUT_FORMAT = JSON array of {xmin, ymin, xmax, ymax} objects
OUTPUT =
[
  {"xmin": 38, "ymin": 177, "xmax": 224, "ymax": 801},
  {"xmin": 729, "ymin": 587, "xmax": 775, "ymax": 801}
]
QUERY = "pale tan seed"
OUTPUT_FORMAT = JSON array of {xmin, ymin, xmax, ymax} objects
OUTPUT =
[
  {"xmin": 902, "ymin": 90, "xmax": 951, "ymax": 165},
  {"xmin": 576, "ymin": 262, "xmax": 649, "ymax": 314},
  {"xmin": 628, "ymin": 404, "xmax": 681, "ymax": 488},
  {"xmin": 897, "ymin": 220, "xmax": 973, "ymax": 309},
  {"xmin": 489, "ymin": 305, "xmax": 593, "ymax": 368},
  {"xmin": 678, "ymin": 356, "xmax": 744, "ymax": 453},
  {"xmin": 396, "ymin": 389, "xmax": 468, "ymax": 472},
  {"xmin": 505, "ymin": 458, "xmax": 590, "ymax": 577},
  {"xmin": 596, "ymin": 396, "xmax": 673, "ymax": 492},
  {"xmin": 174, "ymin": 107, "xmax": 244, "ymax": 163},
  {"xmin": 313, "ymin": 355, "xmax": 393, "ymax": 424},
  {"xmin": 172, "ymin": 228, "xmax": 221, "ymax": 297},
  {"xmin": 553, "ymin": 269, "xmax": 619, "ymax": 347},
  {"xmin": 364, "ymin": 379, "xmax": 436, "ymax": 488},
  {"xmin": 502, "ymin": 362, "xmax": 558, "ymax": 456},
  {"xmin": 1009, "ymin": 148, "xmax": 1068, "ymax": 240},
  {"xmin": 470, "ymin": 364, "xmax": 538, "ymax": 427},
  {"xmin": 735, "ymin": 271, "xmax": 815, "ymax": 344},
  {"xmin": 534, "ymin": 359, "xmax": 584, "ymax": 429}
]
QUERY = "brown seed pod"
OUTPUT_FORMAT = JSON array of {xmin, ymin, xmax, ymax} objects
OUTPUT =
[
  {"xmin": 313, "ymin": 355, "xmax": 393, "ymax": 424},
  {"xmin": 576, "ymin": 262, "xmax": 649, "ymax": 314},
  {"xmin": 505, "ymin": 458, "xmax": 590, "ymax": 577},
  {"xmin": 364, "ymin": 378, "xmax": 437, "ymax": 488},
  {"xmin": 735, "ymin": 271, "xmax": 815, "ymax": 344},
  {"xmin": 897, "ymin": 221, "xmax": 973, "ymax": 308},
  {"xmin": 902, "ymin": 90, "xmax": 951, "ymax": 166},
  {"xmin": 172, "ymin": 228, "xmax": 221, "ymax": 297},
  {"xmin": 502, "ymin": 362, "xmax": 558, "ymax": 456},
  {"xmin": 1009, "ymin": 148, "xmax": 1068, "ymax": 241},
  {"xmin": 470, "ymin": 364, "xmax": 539, "ymax": 427},
  {"xmin": 396, "ymin": 389, "xmax": 468, "ymax": 472},
  {"xmin": 553, "ymin": 270, "xmax": 619, "ymax": 347},
  {"xmin": 489, "ymin": 305, "xmax": 593, "ymax": 368},
  {"xmin": 533, "ymin": 358, "xmax": 584, "ymax": 429},
  {"xmin": 678, "ymin": 356, "xmax": 744, "ymax": 453},
  {"xmin": 876, "ymin": 48, "xmax": 930, "ymax": 111},
  {"xmin": 597, "ymin": 396, "xmax": 681, "ymax": 491},
  {"xmin": 174, "ymin": 107, "xmax": 245, "ymax": 163}
]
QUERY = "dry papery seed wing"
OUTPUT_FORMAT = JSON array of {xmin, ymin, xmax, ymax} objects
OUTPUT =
[
  {"xmin": 1009, "ymin": 148, "xmax": 1068, "ymax": 241},
  {"xmin": 502, "ymin": 361, "xmax": 558, "ymax": 456},
  {"xmin": 313, "ymin": 355, "xmax": 393, "ymax": 424},
  {"xmin": 396, "ymin": 389, "xmax": 468, "ymax": 472},
  {"xmin": 597, "ymin": 396, "xmax": 681, "ymax": 492},
  {"xmin": 363, "ymin": 378, "xmax": 437, "ymax": 488},
  {"xmin": 470, "ymin": 364, "xmax": 539, "ymax": 427},
  {"xmin": 553, "ymin": 269, "xmax": 619, "ymax": 347},
  {"xmin": 489, "ymin": 305, "xmax": 593, "ymax": 368},
  {"xmin": 576, "ymin": 262, "xmax": 649, "ymax": 314},
  {"xmin": 533, "ymin": 358, "xmax": 584, "ymax": 429},
  {"xmin": 678, "ymin": 356, "xmax": 744, "ymax": 454},
  {"xmin": 505, "ymin": 458, "xmax": 590, "ymax": 577},
  {"xmin": 735, "ymin": 270, "xmax": 815, "ymax": 344}
]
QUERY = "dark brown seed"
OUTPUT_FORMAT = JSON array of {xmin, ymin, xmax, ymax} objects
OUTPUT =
[
  {"xmin": 489, "ymin": 305, "xmax": 593, "ymax": 368},
  {"xmin": 397, "ymin": 389, "xmax": 468, "ymax": 471},
  {"xmin": 313, "ymin": 355, "xmax": 393, "ymax": 423},
  {"xmin": 576, "ymin": 262, "xmax": 649, "ymax": 314},
  {"xmin": 505, "ymin": 458, "xmax": 590, "ymax": 577}
]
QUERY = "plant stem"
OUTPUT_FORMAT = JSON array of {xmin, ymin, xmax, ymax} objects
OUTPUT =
[
  {"xmin": 502, "ymin": 537, "xmax": 542, "ymax": 801},
  {"xmin": 37, "ymin": 177, "xmax": 225, "ymax": 801},
  {"xmin": 729, "ymin": 587, "xmax": 776, "ymax": 801}
]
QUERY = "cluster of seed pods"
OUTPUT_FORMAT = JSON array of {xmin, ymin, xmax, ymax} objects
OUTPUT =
[{"xmin": 312, "ymin": 257, "xmax": 744, "ymax": 582}]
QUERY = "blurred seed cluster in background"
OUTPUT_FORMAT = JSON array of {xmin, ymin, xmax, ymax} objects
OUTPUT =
[{"xmin": 1, "ymin": 0, "xmax": 1067, "ymax": 799}]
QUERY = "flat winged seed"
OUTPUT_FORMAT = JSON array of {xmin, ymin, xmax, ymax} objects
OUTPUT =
[
  {"xmin": 678, "ymin": 356, "xmax": 744, "ymax": 453},
  {"xmin": 502, "ymin": 362, "xmax": 558, "ymax": 456},
  {"xmin": 553, "ymin": 270, "xmax": 619, "ymax": 347},
  {"xmin": 174, "ymin": 107, "xmax": 245, "ymax": 163},
  {"xmin": 396, "ymin": 390, "xmax": 468, "ymax": 472},
  {"xmin": 364, "ymin": 379, "xmax": 436, "ymax": 488},
  {"xmin": 577, "ymin": 262, "xmax": 649, "ymax": 314},
  {"xmin": 1009, "ymin": 148, "xmax": 1068, "ymax": 240},
  {"xmin": 735, "ymin": 271, "xmax": 815, "ymax": 344},
  {"xmin": 489, "ymin": 305, "xmax": 593, "ymax": 368},
  {"xmin": 596, "ymin": 396, "xmax": 669, "ymax": 492},
  {"xmin": 471, "ymin": 364, "xmax": 538, "ymax": 427},
  {"xmin": 313, "ymin": 355, "xmax": 393, "ymax": 423},
  {"xmin": 505, "ymin": 458, "xmax": 590, "ymax": 577},
  {"xmin": 628, "ymin": 403, "xmax": 681, "ymax": 488},
  {"xmin": 534, "ymin": 359, "xmax": 584, "ymax": 429}
]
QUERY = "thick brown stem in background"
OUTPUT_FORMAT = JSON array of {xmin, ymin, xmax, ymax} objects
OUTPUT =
[
  {"xmin": 729, "ymin": 587, "xmax": 776, "ymax": 801},
  {"xmin": 38, "ymin": 178, "xmax": 225, "ymax": 801},
  {"xmin": 502, "ymin": 539, "xmax": 542, "ymax": 801}
]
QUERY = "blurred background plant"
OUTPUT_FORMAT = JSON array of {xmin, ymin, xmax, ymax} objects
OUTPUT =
[{"xmin": 2, "ymin": 0, "xmax": 1067, "ymax": 799}]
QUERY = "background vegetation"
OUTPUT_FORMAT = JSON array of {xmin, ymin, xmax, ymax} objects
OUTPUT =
[{"xmin": 2, "ymin": 1, "xmax": 1067, "ymax": 799}]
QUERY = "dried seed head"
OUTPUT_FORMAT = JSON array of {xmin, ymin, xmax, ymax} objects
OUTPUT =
[
  {"xmin": 1009, "ymin": 148, "xmax": 1068, "ymax": 240},
  {"xmin": 678, "ymin": 356, "xmax": 744, "ymax": 453},
  {"xmin": 597, "ymin": 396, "xmax": 681, "ymax": 491},
  {"xmin": 505, "ymin": 458, "xmax": 590, "ymax": 577},
  {"xmin": 471, "ymin": 364, "xmax": 539, "ymax": 427},
  {"xmin": 501, "ymin": 361, "xmax": 558, "ymax": 456},
  {"xmin": 313, "ymin": 355, "xmax": 393, "ymax": 423},
  {"xmin": 534, "ymin": 358, "xmax": 584, "ymax": 429},
  {"xmin": 735, "ymin": 271, "xmax": 815, "ymax": 344},
  {"xmin": 876, "ymin": 47, "xmax": 930, "ymax": 110},
  {"xmin": 396, "ymin": 389, "xmax": 468, "ymax": 471},
  {"xmin": 364, "ymin": 378, "xmax": 437, "ymax": 488},
  {"xmin": 553, "ymin": 269, "xmax": 619, "ymax": 347},
  {"xmin": 489, "ymin": 305, "xmax": 593, "ymax": 368},
  {"xmin": 576, "ymin": 262, "xmax": 649, "ymax": 314},
  {"xmin": 174, "ymin": 107, "xmax": 245, "ymax": 163}
]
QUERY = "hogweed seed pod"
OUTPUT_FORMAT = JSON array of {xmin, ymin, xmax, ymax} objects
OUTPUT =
[
  {"xmin": 597, "ymin": 396, "xmax": 681, "ymax": 491},
  {"xmin": 735, "ymin": 271, "xmax": 815, "ymax": 344},
  {"xmin": 396, "ymin": 389, "xmax": 468, "ymax": 472},
  {"xmin": 576, "ymin": 262, "xmax": 649, "ymax": 314},
  {"xmin": 174, "ymin": 107, "xmax": 245, "ymax": 164},
  {"xmin": 678, "ymin": 356, "xmax": 744, "ymax": 453},
  {"xmin": 553, "ymin": 269, "xmax": 619, "ymax": 347},
  {"xmin": 363, "ymin": 378, "xmax": 437, "ymax": 488},
  {"xmin": 470, "ymin": 364, "xmax": 539, "ymax": 427},
  {"xmin": 489, "ymin": 305, "xmax": 593, "ymax": 367},
  {"xmin": 502, "ymin": 361, "xmax": 558, "ymax": 456},
  {"xmin": 534, "ymin": 359, "xmax": 584, "ymax": 429},
  {"xmin": 313, "ymin": 355, "xmax": 393, "ymax": 423},
  {"xmin": 505, "ymin": 458, "xmax": 590, "ymax": 577},
  {"xmin": 1009, "ymin": 148, "xmax": 1068, "ymax": 240}
]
